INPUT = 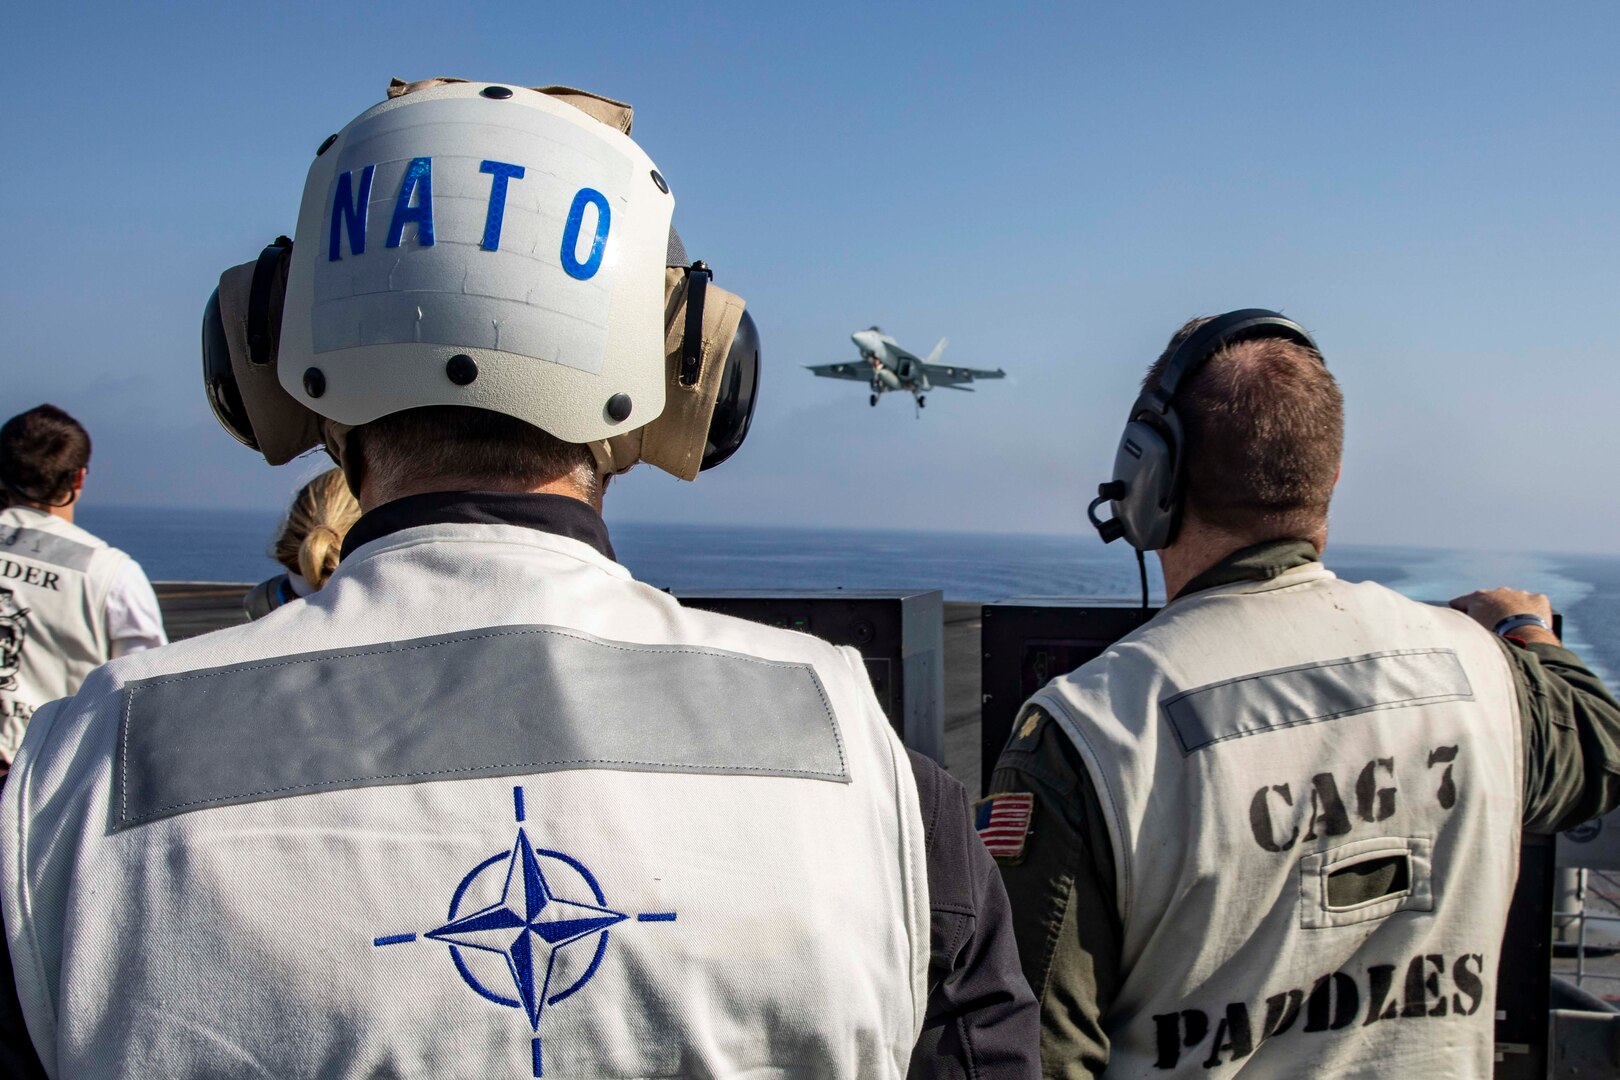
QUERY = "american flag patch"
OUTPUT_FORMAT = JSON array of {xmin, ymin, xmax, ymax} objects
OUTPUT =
[{"xmin": 974, "ymin": 792, "xmax": 1035, "ymax": 860}]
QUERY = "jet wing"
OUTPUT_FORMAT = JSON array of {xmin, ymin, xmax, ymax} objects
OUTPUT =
[
  {"xmin": 922, "ymin": 362, "xmax": 1006, "ymax": 387},
  {"xmin": 805, "ymin": 362, "xmax": 870, "ymax": 382}
]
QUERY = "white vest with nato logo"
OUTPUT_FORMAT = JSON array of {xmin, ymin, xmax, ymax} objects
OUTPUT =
[{"xmin": 0, "ymin": 519, "xmax": 930, "ymax": 1078}]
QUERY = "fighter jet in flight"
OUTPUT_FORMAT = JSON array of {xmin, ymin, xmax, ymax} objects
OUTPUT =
[{"xmin": 806, "ymin": 327, "xmax": 1006, "ymax": 411}]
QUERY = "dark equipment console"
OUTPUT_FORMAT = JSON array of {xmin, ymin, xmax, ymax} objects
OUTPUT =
[
  {"xmin": 979, "ymin": 598, "xmax": 1553, "ymax": 1078},
  {"xmin": 979, "ymin": 598, "xmax": 1154, "ymax": 795},
  {"xmin": 676, "ymin": 590, "xmax": 945, "ymax": 762}
]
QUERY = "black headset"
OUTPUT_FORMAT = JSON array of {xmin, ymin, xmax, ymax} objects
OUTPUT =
[
  {"xmin": 203, "ymin": 231, "xmax": 760, "ymax": 472},
  {"xmin": 202, "ymin": 235, "xmax": 292, "ymax": 451},
  {"xmin": 1088, "ymin": 308, "xmax": 1322, "ymax": 553}
]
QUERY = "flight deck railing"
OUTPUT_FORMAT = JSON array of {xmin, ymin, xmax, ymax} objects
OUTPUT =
[{"xmin": 1557, "ymin": 869, "xmax": 1620, "ymax": 992}]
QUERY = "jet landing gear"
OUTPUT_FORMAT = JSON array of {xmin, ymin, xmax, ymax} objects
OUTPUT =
[
  {"xmin": 918, "ymin": 396, "xmax": 926, "ymax": 408},
  {"xmin": 869, "ymin": 393, "xmax": 878, "ymax": 407}
]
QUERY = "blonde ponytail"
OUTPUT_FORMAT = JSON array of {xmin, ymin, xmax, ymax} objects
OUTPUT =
[
  {"xmin": 296, "ymin": 524, "xmax": 344, "ymax": 589},
  {"xmin": 271, "ymin": 468, "xmax": 361, "ymax": 590}
]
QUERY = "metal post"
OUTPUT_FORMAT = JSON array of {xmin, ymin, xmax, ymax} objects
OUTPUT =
[
  {"xmin": 1557, "ymin": 867, "xmax": 1585, "ymax": 942},
  {"xmin": 1577, "ymin": 868, "xmax": 1589, "ymax": 989}
]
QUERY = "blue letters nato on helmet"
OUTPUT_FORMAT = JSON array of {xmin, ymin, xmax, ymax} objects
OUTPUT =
[
  {"xmin": 326, "ymin": 156, "xmax": 612, "ymax": 283},
  {"xmin": 385, "ymin": 157, "xmax": 435, "ymax": 249},
  {"xmin": 479, "ymin": 160, "xmax": 526, "ymax": 251},
  {"xmin": 328, "ymin": 165, "xmax": 375, "ymax": 261},
  {"xmin": 560, "ymin": 188, "xmax": 610, "ymax": 280}
]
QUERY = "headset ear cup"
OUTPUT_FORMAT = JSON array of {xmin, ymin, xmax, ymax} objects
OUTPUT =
[
  {"xmin": 1111, "ymin": 418, "xmax": 1177, "ymax": 550},
  {"xmin": 1156, "ymin": 407, "xmax": 1187, "ymax": 547}
]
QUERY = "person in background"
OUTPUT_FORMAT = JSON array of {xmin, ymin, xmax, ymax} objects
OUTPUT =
[
  {"xmin": 244, "ymin": 467, "xmax": 361, "ymax": 619},
  {"xmin": 989, "ymin": 311, "xmax": 1620, "ymax": 1077},
  {"xmin": 0, "ymin": 404, "xmax": 165, "ymax": 767}
]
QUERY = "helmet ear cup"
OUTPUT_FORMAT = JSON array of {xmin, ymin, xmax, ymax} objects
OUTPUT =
[
  {"xmin": 205, "ymin": 245, "xmax": 325, "ymax": 464},
  {"xmin": 202, "ymin": 288, "xmax": 259, "ymax": 449},
  {"xmin": 630, "ymin": 266, "xmax": 754, "ymax": 480},
  {"xmin": 201, "ymin": 236, "xmax": 291, "ymax": 451},
  {"xmin": 247, "ymin": 236, "xmax": 292, "ymax": 366},
  {"xmin": 701, "ymin": 307, "xmax": 759, "ymax": 471}
]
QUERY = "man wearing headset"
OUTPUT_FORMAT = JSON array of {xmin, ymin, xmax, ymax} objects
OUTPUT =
[
  {"xmin": 987, "ymin": 312, "xmax": 1620, "ymax": 1077},
  {"xmin": 0, "ymin": 404, "xmax": 166, "ymax": 771},
  {"xmin": 0, "ymin": 79, "xmax": 1036, "ymax": 1078}
]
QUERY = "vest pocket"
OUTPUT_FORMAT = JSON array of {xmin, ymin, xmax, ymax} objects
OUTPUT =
[
  {"xmin": 1326, "ymin": 852, "xmax": 1410, "ymax": 908},
  {"xmin": 1299, "ymin": 836, "xmax": 1434, "ymax": 929}
]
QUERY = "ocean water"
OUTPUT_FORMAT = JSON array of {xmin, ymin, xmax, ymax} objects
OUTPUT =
[{"xmin": 76, "ymin": 504, "xmax": 1620, "ymax": 680}]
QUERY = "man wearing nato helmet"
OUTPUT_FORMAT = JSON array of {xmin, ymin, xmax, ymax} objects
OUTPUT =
[
  {"xmin": 0, "ymin": 79, "xmax": 1037, "ymax": 1077},
  {"xmin": 986, "ymin": 311, "xmax": 1620, "ymax": 1077}
]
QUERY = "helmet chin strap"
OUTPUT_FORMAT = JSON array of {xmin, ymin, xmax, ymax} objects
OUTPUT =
[
  {"xmin": 585, "ymin": 436, "xmax": 630, "ymax": 480},
  {"xmin": 318, "ymin": 420, "xmax": 362, "ymax": 499}
]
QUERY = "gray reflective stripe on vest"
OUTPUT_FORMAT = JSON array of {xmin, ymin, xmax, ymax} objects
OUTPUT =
[
  {"xmin": 1161, "ymin": 647, "xmax": 1474, "ymax": 755},
  {"xmin": 114, "ymin": 624, "xmax": 848, "ymax": 830},
  {"xmin": 0, "ymin": 527, "xmax": 94, "ymax": 573}
]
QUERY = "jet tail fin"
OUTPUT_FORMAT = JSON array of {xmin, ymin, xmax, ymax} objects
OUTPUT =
[{"xmin": 925, "ymin": 337, "xmax": 948, "ymax": 365}]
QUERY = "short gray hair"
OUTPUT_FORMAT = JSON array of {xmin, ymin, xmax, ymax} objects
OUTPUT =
[
  {"xmin": 350, "ymin": 406, "xmax": 596, "ymax": 498},
  {"xmin": 1145, "ymin": 318, "xmax": 1343, "ymax": 538}
]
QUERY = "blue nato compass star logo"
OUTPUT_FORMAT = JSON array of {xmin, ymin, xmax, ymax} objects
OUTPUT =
[{"xmin": 374, "ymin": 785, "xmax": 676, "ymax": 1077}]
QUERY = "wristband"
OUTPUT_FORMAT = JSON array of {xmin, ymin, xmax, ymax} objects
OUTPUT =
[{"xmin": 1492, "ymin": 613, "xmax": 1550, "ymax": 637}]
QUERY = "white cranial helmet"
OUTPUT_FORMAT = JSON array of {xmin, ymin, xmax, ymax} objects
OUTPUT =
[{"xmin": 202, "ymin": 78, "xmax": 759, "ymax": 482}]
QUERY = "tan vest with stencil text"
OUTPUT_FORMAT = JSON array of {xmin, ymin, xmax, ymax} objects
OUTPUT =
[{"xmin": 1032, "ymin": 565, "xmax": 1521, "ymax": 1079}]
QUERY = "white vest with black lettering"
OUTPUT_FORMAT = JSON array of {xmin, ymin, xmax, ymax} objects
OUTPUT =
[
  {"xmin": 1, "ymin": 521, "xmax": 931, "ymax": 1079},
  {"xmin": 0, "ymin": 506, "xmax": 128, "ymax": 760},
  {"xmin": 1031, "ymin": 564, "xmax": 1521, "ymax": 1079}
]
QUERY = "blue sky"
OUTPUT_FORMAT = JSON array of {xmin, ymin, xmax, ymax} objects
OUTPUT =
[{"xmin": 4, "ymin": 2, "xmax": 1618, "ymax": 552}]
